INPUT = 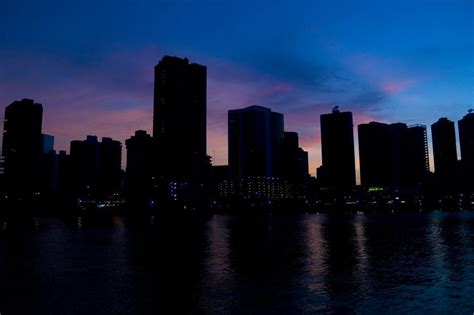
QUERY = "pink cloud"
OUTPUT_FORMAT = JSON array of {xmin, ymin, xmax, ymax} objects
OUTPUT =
[
  {"xmin": 345, "ymin": 53, "xmax": 425, "ymax": 96},
  {"xmin": 381, "ymin": 79, "xmax": 420, "ymax": 94}
]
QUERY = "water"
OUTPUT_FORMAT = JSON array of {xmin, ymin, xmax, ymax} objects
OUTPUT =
[{"xmin": 1, "ymin": 211, "xmax": 474, "ymax": 314}]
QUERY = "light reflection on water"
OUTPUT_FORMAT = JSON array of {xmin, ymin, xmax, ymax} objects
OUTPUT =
[{"xmin": 0, "ymin": 211, "xmax": 473, "ymax": 314}]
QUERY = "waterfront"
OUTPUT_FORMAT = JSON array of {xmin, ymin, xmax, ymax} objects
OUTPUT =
[{"xmin": 1, "ymin": 211, "xmax": 474, "ymax": 314}]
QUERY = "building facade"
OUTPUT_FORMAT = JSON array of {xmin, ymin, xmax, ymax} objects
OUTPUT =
[
  {"xmin": 458, "ymin": 111, "xmax": 474, "ymax": 191},
  {"xmin": 2, "ymin": 99, "xmax": 43, "ymax": 196},
  {"xmin": 358, "ymin": 121, "xmax": 429, "ymax": 191},
  {"xmin": 358, "ymin": 122, "xmax": 391, "ymax": 188},
  {"xmin": 125, "ymin": 130, "xmax": 154, "ymax": 206},
  {"xmin": 228, "ymin": 105, "xmax": 284, "ymax": 180},
  {"xmin": 70, "ymin": 136, "xmax": 122, "ymax": 198},
  {"xmin": 320, "ymin": 107, "xmax": 356, "ymax": 191},
  {"xmin": 431, "ymin": 118, "xmax": 457, "ymax": 189},
  {"xmin": 153, "ymin": 56, "xmax": 208, "ymax": 180}
]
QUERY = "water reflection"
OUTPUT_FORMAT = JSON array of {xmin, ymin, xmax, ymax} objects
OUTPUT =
[
  {"xmin": 194, "ymin": 215, "xmax": 237, "ymax": 313},
  {"xmin": 322, "ymin": 214, "xmax": 361, "ymax": 313},
  {"xmin": 0, "ymin": 212, "xmax": 473, "ymax": 313},
  {"xmin": 304, "ymin": 214, "xmax": 327, "ymax": 293},
  {"xmin": 353, "ymin": 213, "xmax": 370, "ymax": 297},
  {"xmin": 302, "ymin": 214, "xmax": 329, "ymax": 312}
]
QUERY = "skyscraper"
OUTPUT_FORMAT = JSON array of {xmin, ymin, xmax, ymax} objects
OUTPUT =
[
  {"xmin": 70, "ymin": 136, "xmax": 101, "ymax": 197},
  {"xmin": 320, "ymin": 107, "xmax": 356, "ymax": 191},
  {"xmin": 431, "ymin": 118, "xmax": 457, "ymax": 188},
  {"xmin": 458, "ymin": 110, "xmax": 474, "ymax": 190},
  {"xmin": 125, "ymin": 130, "xmax": 153, "ymax": 205},
  {"xmin": 70, "ymin": 136, "xmax": 122, "ymax": 198},
  {"xmin": 56, "ymin": 150, "xmax": 72, "ymax": 198},
  {"xmin": 358, "ymin": 122, "xmax": 391, "ymax": 188},
  {"xmin": 100, "ymin": 137, "xmax": 122, "ymax": 195},
  {"xmin": 359, "ymin": 121, "xmax": 429, "ymax": 190},
  {"xmin": 41, "ymin": 134, "xmax": 54, "ymax": 154},
  {"xmin": 386, "ymin": 123, "xmax": 429, "ymax": 189},
  {"xmin": 386, "ymin": 123, "xmax": 407, "ymax": 188},
  {"xmin": 228, "ymin": 105, "xmax": 284, "ymax": 179},
  {"xmin": 2, "ymin": 98, "xmax": 43, "ymax": 196},
  {"xmin": 281, "ymin": 131, "xmax": 309, "ymax": 183},
  {"xmin": 153, "ymin": 56, "xmax": 207, "ymax": 180},
  {"xmin": 404, "ymin": 125, "xmax": 430, "ymax": 187},
  {"xmin": 39, "ymin": 134, "xmax": 57, "ymax": 194}
]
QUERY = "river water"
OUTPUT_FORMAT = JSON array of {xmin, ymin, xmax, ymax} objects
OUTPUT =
[{"xmin": 0, "ymin": 211, "xmax": 473, "ymax": 314}]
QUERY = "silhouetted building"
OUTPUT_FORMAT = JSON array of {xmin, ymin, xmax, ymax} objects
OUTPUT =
[
  {"xmin": 358, "ymin": 122, "xmax": 391, "ymax": 188},
  {"xmin": 211, "ymin": 165, "xmax": 233, "ymax": 199},
  {"xmin": 39, "ymin": 134, "xmax": 57, "ymax": 194},
  {"xmin": 386, "ymin": 123, "xmax": 429, "ymax": 189},
  {"xmin": 100, "ymin": 137, "xmax": 122, "ymax": 195},
  {"xmin": 316, "ymin": 165, "xmax": 327, "ymax": 184},
  {"xmin": 70, "ymin": 136, "xmax": 122, "ymax": 198},
  {"xmin": 405, "ymin": 125, "xmax": 430, "ymax": 187},
  {"xmin": 153, "ymin": 56, "xmax": 208, "ymax": 180},
  {"xmin": 41, "ymin": 134, "xmax": 54, "ymax": 154},
  {"xmin": 40, "ymin": 149, "xmax": 58, "ymax": 194},
  {"xmin": 0, "ymin": 156, "xmax": 4, "ymax": 176},
  {"xmin": 125, "ymin": 130, "xmax": 153, "ymax": 206},
  {"xmin": 228, "ymin": 105, "xmax": 284, "ymax": 179},
  {"xmin": 358, "ymin": 121, "xmax": 429, "ymax": 191},
  {"xmin": 70, "ymin": 136, "xmax": 100, "ymax": 197},
  {"xmin": 56, "ymin": 150, "xmax": 72, "ymax": 198},
  {"xmin": 0, "ymin": 156, "xmax": 5, "ymax": 194},
  {"xmin": 458, "ymin": 111, "xmax": 474, "ymax": 191},
  {"xmin": 238, "ymin": 176, "xmax": 291, "ymax": 201},
  {"xmin": 431, "ymin": 118, "xmax": 457, "ymax": 189},
  {"xmin": 212, "ymin": 165, "xmax": 230, "ymax": 182},
  {"xmin": 2, "ymin": 98, "xmax": 43, "ymax": 197},
  {"xmin": 320, "ymin": 107, "xmax": 356, "ymax": 191},
  {"xmin": 281, "ymin": 131, "xmax": 309, "ymax": 182},
  {"xmin": 386, "ymin": 123, "xmax": 406, "ymax": 188}
]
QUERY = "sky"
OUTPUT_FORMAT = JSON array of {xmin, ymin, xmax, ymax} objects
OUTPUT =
[{"xmin": 1, "ymin": 0, "xmax": 473, "ymax": 178}]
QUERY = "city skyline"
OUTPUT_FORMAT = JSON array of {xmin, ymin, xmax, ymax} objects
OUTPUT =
[
  {"xmin": 3, "ymin": 95, "xmax": 472, "ymax": 189},
  {"xmin": 2, "ymin": 2, "xmax": 474, "ymax": 313},
  {"xmin": 1, "ymin": 0, "xmax": 473, "ymax": 180},
  {"xmin": 1, "ymin": 63, "xmax": 472, "ymax": 183}
]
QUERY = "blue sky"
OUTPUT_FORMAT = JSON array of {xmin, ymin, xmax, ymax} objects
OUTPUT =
[{"xmin": 1, "ymin": 0, "xmax": 473, "ymax": 176}]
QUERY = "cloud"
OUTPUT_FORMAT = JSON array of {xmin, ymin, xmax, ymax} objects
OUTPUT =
[
  {"xmin": 344, "ymin": 53, "xmax": 425, "ymax": 97},
  {"xmin": 381, "ymin": 79, "xmax": 419, "ymax": 94},
  {"xmin": 248, "ymin": 52, "xmax": 339, "ymax": 90}
]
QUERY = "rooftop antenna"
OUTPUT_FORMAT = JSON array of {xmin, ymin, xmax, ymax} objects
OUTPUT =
[{"xmin": 332, "ymin": 105, "xmax": 340, "ymax": 113}]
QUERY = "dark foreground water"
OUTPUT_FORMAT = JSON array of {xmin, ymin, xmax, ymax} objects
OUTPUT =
[{"xmin": 0, "ymin": 211, "xmax": 474, "ymax": 314}]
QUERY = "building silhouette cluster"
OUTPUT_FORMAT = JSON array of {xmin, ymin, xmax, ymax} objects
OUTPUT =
[
  {"xmin": 225, "ymin": 106, "xmax": 310, "ymax": 205},
  {"xmin": 70, "ymin": 136, "xmax": 122, "ymax": 199},
  {"xmin": 1, "ymin": 55, "xmax": 473, "ymax": 213},
  {"xmin": 358, "ymin": 121, "xmax": 429, "ymax": 190}
]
